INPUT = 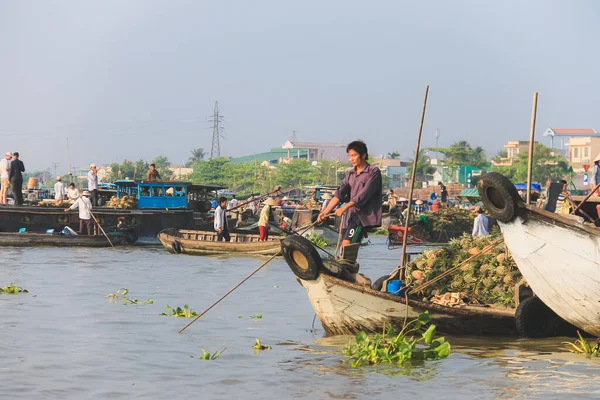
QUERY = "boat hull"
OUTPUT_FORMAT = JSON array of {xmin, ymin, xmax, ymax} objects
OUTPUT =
[
  {"xmin": 300, "ymin": 274, "xmax": 516, "ymax": 336},
  {"xmin": 158, "ymin": 228, "xmax": 281, "ymax": 256},
  {"xmin": 498, "ymin": 208, "xmax": 600, "ymax": 337},
  {"xmin": 0, "ymin": 232, "xmax": 124, "ymax": 247}
]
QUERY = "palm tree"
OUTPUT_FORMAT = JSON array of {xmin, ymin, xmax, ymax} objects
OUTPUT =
[{"xmin": 186, "ymin": 148, "xmax": 206, "ymax": 167}]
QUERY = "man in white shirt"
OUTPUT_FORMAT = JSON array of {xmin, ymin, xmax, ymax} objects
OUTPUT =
[
  {"xmin": 228, "ymin": 194, "xmax": 238, "ymax": 209},
  {"xmin": 472, "ymin": 208, "xmax": 490, "ymax": 237},
  {"xmin": 54, "ymin": 176, "xmax": 66, "ymax": 205},
  {"xmin": 214, "ymin": 196, "xmax": 230, "ymax": 242},
  {"xmin": 67, "ymin": 183, "xmax": 80, "ymax": 202},
  {"xmin": 0, "ymin": 152, "xmax": 11, "ymax": 205},
  {"xmin": 88, "ymin": 164, "xmax": 99, "ymax": 206},
  {"xmin": 64, "ymin": 190, "xmax": 94, "ymax": 235}
]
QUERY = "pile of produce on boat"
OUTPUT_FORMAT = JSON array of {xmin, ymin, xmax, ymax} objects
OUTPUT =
[
  {"xmin": 411, "ymin": 208, "xmax": 475, "ymax": 241},
  {"xmin": 105, "ymin": 196, "xmax": 137, "ymax": 209},
  {"xmin": 403, "ymin": 231, "xmax": 521, "ymax": 307}
]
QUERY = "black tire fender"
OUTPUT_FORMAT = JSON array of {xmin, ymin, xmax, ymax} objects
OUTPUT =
[
  {"xmin": 322, "ymin": 259, "xmax": 344, "ymax": 278},
  {"xmin": 371, "ymin": 275, "xmax": 389, "ymax": 291},
  {"xmin": 171, "ymin": 240, "xmax": 182, "ymax": 254},
  {"xmin": 515, "ymin": 296, "xmax": 560, "ymax": 338},
  {"xmin": 477, "ymin": 172, "xmax": 523, "ymax": 223},
  {"xmin": 124, "ymin": 229, "xmax": 139, "ymax": 244},
  {"xmin": 281, "ymin": 235, "xmax": 323, "ymax": 280}
]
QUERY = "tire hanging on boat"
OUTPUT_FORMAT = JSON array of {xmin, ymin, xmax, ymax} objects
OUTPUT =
[
  {"xmin": 281, "ymin": 235, "xmax": 323, "ymax": 280},
  {"xmin": 171, "ymin": 240, "xmax": 182, "ymax": 254},
  {"xmin": 477, "ymin": 172, "xmax": 523, "ymax": 223},
  {"xmin": 514, "ymin": 296, "xmax": 560, "ymax": 338}
]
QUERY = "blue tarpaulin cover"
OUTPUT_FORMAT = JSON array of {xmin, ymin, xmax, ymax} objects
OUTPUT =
[{"xmin": 513, "ymin": 183, "xmax": 541, "ymax": 191}]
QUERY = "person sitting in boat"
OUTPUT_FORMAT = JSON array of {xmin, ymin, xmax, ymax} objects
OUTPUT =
[
  {"xmin": 317, "ymin": 140, "xmax": 382, "ymax": 248},
  {"xmin": 472, "ymin": 207, "xmax": 490, "ymax": 237},
  {"xmin": 64, "ymin": 190, "xmax": 94, "ymax": 235},
  {"xmin": 67, "ymin": 183, "xmax": 79, "ymax": 203},
  {"xmin": 214, "ymin": 196, "xmax": 230, "ymax": 242},
  {"xmin": 258, "ymin": 197, "xmax": 277, "ymax": 241},
  {"xmin": 147, "ymin": 164, "xmax": 161, "ymax": 181},
  {"xmin": 414, "ymin": 199, "xmax": 426, "ymax": 215},
  {"xmin": 431, "ymin": 199, "xmax": 441, "ymax": 211},
  {"xmin": 555, "ymin": 179, "xmax": 573, "ymax": 214},
  {"xmin": 320, "ymin": 193, "xmax": 332, "ymax": 212},
  {"xmin": 54, "ymin": 176, "xmax": 66, "ymax": 206}
]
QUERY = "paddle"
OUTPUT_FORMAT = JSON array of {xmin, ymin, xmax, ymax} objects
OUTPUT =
[
  {"xmin": 178, "ymin": 216, "xmax": 330, "ymax": 334},
  {"xmin": 64, "ymin": 195, "xmax": 114, "ymax": 248},
  {"xmin": 226, "ymin": 186, "xmax": 291, "ymax": 213}
]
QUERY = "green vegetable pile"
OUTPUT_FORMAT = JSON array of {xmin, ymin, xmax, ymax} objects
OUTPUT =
[
  {"xmin": 404, "ymin": 231, "xmax": 521, "ymax": 307},
  {"xmin": 344, "ymin": 312, "xmax": 450, "ymax": 367},
  {"xmin": 412, "ymin": 208, "xmax": 475, "ymax": 242},
  {"xmin": 304, "ymin": 232, "xmax": 328, "ymax": 247}
]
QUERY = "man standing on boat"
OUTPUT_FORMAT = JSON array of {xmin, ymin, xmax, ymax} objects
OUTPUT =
[
  {"xmin": 9, "ymin": 152, "xmax": 25, "ymax": 206},
  {"xmin": 214, "ymin": 196, "xmax": 230, "ymax": 242},
  {"xmin": 64, "ymin": 190, "xmax": 94, "ymax": 235},
  {"xmin": 592, "ymin": 154, "xmax": 600, "ymax": 195},
  {"xmin": 438, "ymin": 182, "xmax": 448, "ymax": 207},
  {"xmin": 147, "ymin": 163, "xmax": 161, "ymax": 181},
  {"xmin": 317, "ymin": 140, "xmax": 382, "ymax": 247},
  {"xmin": 88, "ymin": 164, "xmax": 99, "ymax": 206},
  {"xmin": 0, "ymin": 152, "xmax": 11, "ymax": 205},
  {"xmin": 54, "ymin": 176, "xmax": 66, "ymax": 205},
  {"xmin": 472, "ymin": 207, "xmax": 489, "ymax": 237}
]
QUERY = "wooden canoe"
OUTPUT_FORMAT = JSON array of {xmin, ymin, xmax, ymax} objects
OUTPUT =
[
  {"xmin": 0, "ymin": 232, "xmax": 124, "ymax": 247},
  {"xmin": 298, "ymin": 273, "xmax": 516, "ymax": 337},
  {"xmin": 157, "ymin": 228, "xmax": 282, "ymax": 256}
]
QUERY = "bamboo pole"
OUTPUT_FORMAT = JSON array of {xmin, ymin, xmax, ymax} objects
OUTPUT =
[
  {"xmin": 526, "ymin": 92, "xmax": 538, "ymax": 205},
  {"xmin": 399, "ymin": 85, "xmax": 430, "ymax": 274}
]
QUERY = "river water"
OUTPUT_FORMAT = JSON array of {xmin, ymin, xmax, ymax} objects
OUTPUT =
[{"xmin": 1, "ymin": 237, "xmax": 599, "ymax": 399}]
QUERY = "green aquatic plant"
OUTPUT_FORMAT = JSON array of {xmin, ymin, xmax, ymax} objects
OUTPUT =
[
  {"xmin": 563, "ymin": 331, "xmax": 599, "ymax": 357},
  {"xmin": 252, "ymin": 338, "xmax": 272, "ymax": 351},
  {"xmin": 0, "ymin": 283, "xmax": 28, "ymax": 294},
  {"xmin": 161, "ymin": 305, "xmax": 197, "ymax": 318},
  {"xmin": 107, "ymin": 288, "xmax": 128, "ymax": 299},
  {"xmin": 107, "ymin": 288, "xmax": 153, "ymax": 305},
  {"xmin": 199, "ymin": 348, "xmax": 226, "ymax": 360},
  {"xmin": 249, "ymin": 313, "xmax": 263, "ymax": 319},
  {"xmin": 304, "ymin": 232, "xmax": 328, "ymax": 247},
  {"xmin": 343, "ymin": 312, "xmax": 451, "ymax": 368}
]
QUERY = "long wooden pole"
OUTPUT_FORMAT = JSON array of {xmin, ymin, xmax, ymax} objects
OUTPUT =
[
  {"xmin": 571, "ymin": 182, "xmax": 600, "ymax": 215},
  {"xmin": 526, "ymin": 92, "xmax": 539, "ymax": 205},
  {"xmin": 226, "ymin": 185, "xmax": 286, "ymax": 212},
  {"xmin": 80, "ymin": 197, "xmax": 114, "ymax": 248},
  {"xmin": 399, "ymin": 85, "xmax": 430, "ymax": 272}
]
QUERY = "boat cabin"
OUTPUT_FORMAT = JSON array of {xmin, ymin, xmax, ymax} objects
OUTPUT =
[{"xmin": 113, "ymin": 180, "xmax": 224, "ymax": 211}]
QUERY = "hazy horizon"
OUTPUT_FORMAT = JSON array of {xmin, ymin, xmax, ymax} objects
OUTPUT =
[{"xmin": 2, "ymin": 0, "xmax": 599, "ymax": 173}]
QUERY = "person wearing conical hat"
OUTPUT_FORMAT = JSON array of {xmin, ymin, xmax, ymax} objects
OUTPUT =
[
  {"xmin": 317, "ymin": 140, "xmax": 382, "ymax": 247},
  {"xmin": 258, "ymin": 197, "xmax": 276, "ymax": 241},
  {"xmin": 593, "ymin": 154, "xmax": 600, "ymax": 194},
  {"xmin": 414, "ymin": 199, "xmax": 425, "ymax": 215},
  {"xmin": 320, "ymin": 193, "xmax": 332, "ymax": 212}
]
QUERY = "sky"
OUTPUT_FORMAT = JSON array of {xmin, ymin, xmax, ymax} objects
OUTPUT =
[{"xmin": 1, "ymin": 0, "xmax": 599, "ymax": 173}]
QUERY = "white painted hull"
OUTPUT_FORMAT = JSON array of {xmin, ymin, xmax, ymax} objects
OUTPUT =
[
  {"xmin": 299, "ymin": 274, "xmax": 515, "ymax": 336},
  {"xmin": 499, "ymin": 209, "xmax": 600, "ymax": 337}
]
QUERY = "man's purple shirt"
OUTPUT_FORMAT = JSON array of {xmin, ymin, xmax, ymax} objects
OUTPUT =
[{"xmin": 333, "ymin": 163, "xmax": 382, "ymax": 229}]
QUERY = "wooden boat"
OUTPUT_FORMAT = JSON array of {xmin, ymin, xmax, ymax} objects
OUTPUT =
[
  {"xmin": 280, "ymin": 235, "xmax": 517, "ymax": 336},
  {"xmin": 0, "ymin": 231, "xmax": 124, "ymax": 247},
  {"xmin": 479, "ymin": 172, "xmax": 600, "ymax": 337},
  {"xmin": 298, "ymin": 273, "xmax": 516, "ymax": 336},
  {"xmin": 157, "ymin": 228, "xmax": 281, "ymax": 256}
]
